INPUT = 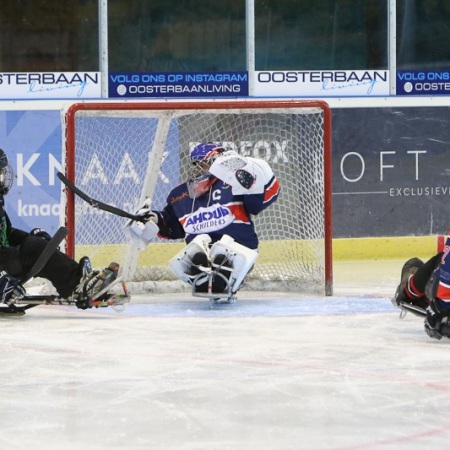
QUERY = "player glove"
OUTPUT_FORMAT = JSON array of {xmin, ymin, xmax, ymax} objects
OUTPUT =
[
  {"xmin": 424, "ymin": 301, "xmax": 450, "ymax": 340},
  {"xmin": 30, "ymin": 228, "xmax": 52, "ymax": 241},
  {"xmin": 0, "ymin": 271, "xmax": 26, "ymax": 304}
]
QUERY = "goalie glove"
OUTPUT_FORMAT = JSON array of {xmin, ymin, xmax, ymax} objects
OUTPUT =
[
  {"xmin": 134, "ymin": 198, "xmax": 159, "ymax": 223},
  {"xmin": 209, "ymin": 152, "xmax": 274, "ymax": 195},
  {"xmin": 124, "ymin": 219, "xmax": 159, "ymax": 251},
  {"xmin": 123, "ymin": 200, "xmax": 160, "ymax": 251}
]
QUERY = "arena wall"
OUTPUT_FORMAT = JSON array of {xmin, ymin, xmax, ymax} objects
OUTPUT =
[{"xmin": 0, "ymin": 96, "xmax": 447, "ymax": 260}]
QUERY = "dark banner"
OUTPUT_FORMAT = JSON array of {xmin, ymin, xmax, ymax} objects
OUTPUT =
[{"xmin": 332, "ymin": 107, "xmax": 450, "ymax": 238}]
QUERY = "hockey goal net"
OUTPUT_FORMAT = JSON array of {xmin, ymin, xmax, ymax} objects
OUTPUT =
[{"xmin": 62, "ymin": 100, "xmax": 332, "ymax": 295}]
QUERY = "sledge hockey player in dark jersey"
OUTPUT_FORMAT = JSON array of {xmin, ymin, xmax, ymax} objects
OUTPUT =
[
  {"xmin": 0, "ymin": 148, "xmax": 117, "ymax": 309},
  {"xmin": 393, "ymin": 238, "xmax": 450, "ymax": 340},
  {"xmin": 125, "ymin": 142, "xmax": 280, "ymax": 301}
]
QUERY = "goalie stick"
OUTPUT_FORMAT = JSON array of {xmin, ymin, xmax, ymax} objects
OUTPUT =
[{"xmin": 57, "ymin": 171, "xmax": 147, "ymax": 223}]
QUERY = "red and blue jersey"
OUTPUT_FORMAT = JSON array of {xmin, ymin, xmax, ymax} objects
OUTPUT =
[
  {"xmin": 436, "ymin": 237, "xmax": 450, "ymax": 309},
  {"xmin": 154, "ymin": 176, "xmax": 280, "ymax": 250}
]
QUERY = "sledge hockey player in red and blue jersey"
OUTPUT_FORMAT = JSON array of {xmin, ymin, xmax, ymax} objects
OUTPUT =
[
  {"xmin": 125, "ymin": 142, "xmax": 280, "ymax": 301},
  {"xmin": 393, "ymin": 236, "xmax": 450, "ymax": 340}
]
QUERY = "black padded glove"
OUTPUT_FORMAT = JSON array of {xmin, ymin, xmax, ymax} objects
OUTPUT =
[
  {"xmin": 30, "ymin": 228, "xmax": 51, "ymax": 241},
  {"xmin": 0, "ymin": 271, "xmax": 26, "ymax": 304},
  {"xmin": 424, "ymin": 301, "xmax": 450, "ymax": 340}
]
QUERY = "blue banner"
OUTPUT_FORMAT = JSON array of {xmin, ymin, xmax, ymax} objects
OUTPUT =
[
  {"xmin": 0, "ymin": 110, "xmax": 62, "ymax": 234},
  {"xmin": 108, "ymin": 72, "xmax": 248, "ymax": 98},
  {"xmin": 397, "ymin": 70, "xmax": 450, "ymax": 95}
]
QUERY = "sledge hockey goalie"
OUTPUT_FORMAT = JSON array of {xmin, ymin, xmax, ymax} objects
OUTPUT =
[
  {"xmin": 125, "ymin": 142, "xmax": 281, "ymax": 304},
  {"xmin": 393, "ymin": 235, "xmax": 450, "ymax": 340}
]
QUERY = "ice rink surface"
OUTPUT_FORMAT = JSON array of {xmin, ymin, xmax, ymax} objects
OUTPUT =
[{"xmin": 2, "ymin": 260, "xmax": 450, "ymax": 450}]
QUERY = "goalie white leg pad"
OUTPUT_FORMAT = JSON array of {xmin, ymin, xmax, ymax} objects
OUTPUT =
[
  {"xmin": 209, "ymin": 235, "xmax": 258, "ymax": 292},
  {"xmin": 168, "ymin": 234, "xmax": 211, "ymax": 284}
]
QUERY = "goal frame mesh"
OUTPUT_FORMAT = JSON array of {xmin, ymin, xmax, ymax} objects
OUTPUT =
[{"xmin": 62, "ymin": 99, "xmax": 333, "ymax": 295}]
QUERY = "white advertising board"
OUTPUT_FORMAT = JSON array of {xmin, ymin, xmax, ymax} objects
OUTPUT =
[
  {"xmin": 0, "ymin": 72, "xmax": 101, "ymax": 99},
  {"xmin": 254, "ymin": 70, "xmax": 389, "ymax": 96}
]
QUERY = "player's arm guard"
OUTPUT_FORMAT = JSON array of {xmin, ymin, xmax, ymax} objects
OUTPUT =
[
  {"xmin": 123, "ymin": 199, "xmax": 160, "ymax": 251},
  {"xmin": 209, "ymin": 152, "xmax": 274, "ymax": 195}
]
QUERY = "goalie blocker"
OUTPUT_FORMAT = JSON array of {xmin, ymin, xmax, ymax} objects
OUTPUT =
[{"xmin": 123, "ymin": 198, "xmax": 160, "ymax": 251}]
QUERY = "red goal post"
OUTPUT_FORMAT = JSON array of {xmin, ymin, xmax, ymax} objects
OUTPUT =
[{"xmin": 62, "ymin": 99, "xmax": 333, "ymax": 295}]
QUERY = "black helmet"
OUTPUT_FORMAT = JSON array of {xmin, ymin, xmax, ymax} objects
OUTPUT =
[
  {"xmin": 0, "ymin": 149, "xmax": 14, "ymax": 195},
  {"xmin": 0, "ymin": 149, "xmax": 8, "ymax": 169}
]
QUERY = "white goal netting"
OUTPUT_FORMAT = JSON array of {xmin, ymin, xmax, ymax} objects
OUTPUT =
[{"xmin": 62, "ymin": 100, "xmax": 332, "ymax": 295}]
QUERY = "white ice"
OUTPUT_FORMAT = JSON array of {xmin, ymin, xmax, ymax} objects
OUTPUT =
[{"xmin": 2, "ymin": 260, "xmax": 450, "ymax": 450}]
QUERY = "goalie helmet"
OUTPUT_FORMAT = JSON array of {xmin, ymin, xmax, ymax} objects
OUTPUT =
[
  {"xmin": 0, "ymin": 149, "xmax": 14, "ymax": 195},
  {"xmin": 187, "ymin": 143, "xmax": 224, "ymax": 198}
]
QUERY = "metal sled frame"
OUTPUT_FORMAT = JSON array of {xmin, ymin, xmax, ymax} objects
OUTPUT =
[
  {"xmin": 398, "ymin": 301, "xmax": 427, "ymax": 319},
  {"xmin": 0, "ymin": 277, "xmax": 131, "ymax": 316},
  {"xmin": 191, "ymin": 270, "xmax": 237, "ymax": 308}
]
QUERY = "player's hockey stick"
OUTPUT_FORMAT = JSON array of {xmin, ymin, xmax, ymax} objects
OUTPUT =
[
  {"xmin": 21, "ymin": 226, "xmax": 69, "ymax": 284},
  {"xmin": 57, "ymin": 171, "xmax": 146, "ymax": 222}
]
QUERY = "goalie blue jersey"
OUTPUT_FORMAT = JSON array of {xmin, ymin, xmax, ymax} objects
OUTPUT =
[
  {"xmin": 435, "ymin": 236, "xmax": 450, "ymax": 309},
  {"xmin": 154, "ymin": 176, "xmax": 280, "ymax": 249}
]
